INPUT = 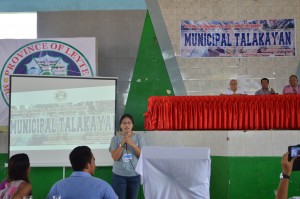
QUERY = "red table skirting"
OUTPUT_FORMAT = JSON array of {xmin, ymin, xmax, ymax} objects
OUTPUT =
[{"xmin": 144, "ymin": 95, "xmax": 300, "ymax": 130}]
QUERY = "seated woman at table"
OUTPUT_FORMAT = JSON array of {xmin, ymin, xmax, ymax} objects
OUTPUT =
[
  {"xmin": 0, "ymin": 153, "xmax": 32, "ymax": 199},
  {"xmin": 283, "ymin": 75, "xmax": 300, "ymax": 94},
  {"xmin": 221, "ymin": 79, "xmax": 246, "ymax": 95}
]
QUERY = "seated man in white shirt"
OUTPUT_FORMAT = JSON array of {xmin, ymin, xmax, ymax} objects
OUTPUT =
[
  {"xmin": 255, "ymin": 78, "xmax": 276, "ymax": 95},
  {"xmin": 222, "ymin": 79, "xmax": 246, "ymax": 95}
]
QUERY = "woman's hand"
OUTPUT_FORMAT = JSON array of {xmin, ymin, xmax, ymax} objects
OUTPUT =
[
  {"xmin": 120, "ymin": 137, "xmax": 127, "ymax": 147},
  {"xmin": 125, "ymin": 136, "xmax": 134, "ymax": 147}
]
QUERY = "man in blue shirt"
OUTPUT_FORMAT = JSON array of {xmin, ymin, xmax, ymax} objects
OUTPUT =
[{"xmin": 47, "ymin": 146, "xmax": 117, "ymax": 199}]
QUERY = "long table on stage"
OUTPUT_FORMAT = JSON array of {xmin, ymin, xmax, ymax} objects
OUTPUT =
[{"xmin": 144, "ymin": 95, "xmax": 300, "ymax": 130}]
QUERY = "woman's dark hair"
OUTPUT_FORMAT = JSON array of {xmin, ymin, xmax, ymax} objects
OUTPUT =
[
  {"xmin": 119, "ymin": 113, "xmax": 134, "ymax": 125},
  {"xmin": 69, "ymin": 146, "xmax": 93, "ymax": 171},
  {"xmin": 8, "ymin": 153, "xmax": 30, "ymax": 183}
]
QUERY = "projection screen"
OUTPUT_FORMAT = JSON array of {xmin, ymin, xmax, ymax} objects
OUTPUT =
[{"xmin": 9, "ymin": 75, "xmax": 116, "ymax": 166}]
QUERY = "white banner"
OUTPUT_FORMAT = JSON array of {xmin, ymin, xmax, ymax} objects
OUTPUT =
[{"xmin": 0, "ymin": 38, "xmax": 97, "ymax": 126}]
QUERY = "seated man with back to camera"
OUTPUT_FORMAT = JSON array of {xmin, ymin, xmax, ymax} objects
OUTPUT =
[
  {"xmin": 283, "ymin": 75, "xmax": 300, "ymax": 94},
  {"xmin": 255, "ymin": 78, "xmax": 276, "ymax": 95},
  {"xmin": 47, "ymin": 146, "xmax": 117, "ymax": 199},
  {"xmin": 222, "ymin": 79, "xmax": 246, "ymax": 95}
]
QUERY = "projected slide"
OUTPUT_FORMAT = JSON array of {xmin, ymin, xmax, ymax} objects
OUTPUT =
[{"xmin": 9, "ymin": 75, "xmax": 116, "ymax": 166}]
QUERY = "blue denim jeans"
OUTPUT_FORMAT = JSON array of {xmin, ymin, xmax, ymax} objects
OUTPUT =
[{"xmin": 112, "ymin": 173, "xmax": 140, "ymax": 199}]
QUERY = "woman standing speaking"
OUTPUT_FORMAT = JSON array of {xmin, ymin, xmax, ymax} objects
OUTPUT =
[{"xmin": 109, "ymin": 114, "xmax": 145, "ymax": 199}]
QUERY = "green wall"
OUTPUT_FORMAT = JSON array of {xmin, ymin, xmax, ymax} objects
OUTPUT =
[
  {"xmin": 227, "ymin": 157, "xmax": 300, "ymax": 199},
  {"xmin": 3, "ymin": 153, "xmax": 298, "ymax": 199},
  {"xmin": 125, "ymin": 11, "xmax": 174, "ymax": 130},
  {"xmin": 0, "ymin": 154, "xmax": 7, "ymax": 181},
  {"xmin": 211, "ymin": 156, "xmax": 229, "ymax": 199}
]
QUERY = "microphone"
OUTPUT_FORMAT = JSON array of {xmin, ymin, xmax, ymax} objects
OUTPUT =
[{"xmin": 125, "ymin": 143, "xmax": 128, "ymax": 150}]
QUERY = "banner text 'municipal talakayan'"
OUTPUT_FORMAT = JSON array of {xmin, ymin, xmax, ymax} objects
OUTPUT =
[
  {"xmin": 184, "ymin": 31, "xmax": 291, "ymax": 47},
  {"xmin": 10, "ymin": 114, "xmax": 114, "ymax": 134}
]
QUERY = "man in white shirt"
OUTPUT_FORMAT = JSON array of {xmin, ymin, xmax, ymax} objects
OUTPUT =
[{"xmin": 223, "ymin": 79, "xmax": 246, "ymax": 95}]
